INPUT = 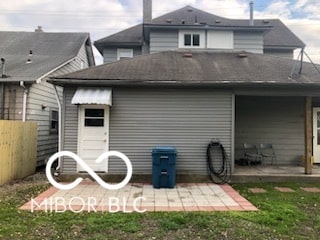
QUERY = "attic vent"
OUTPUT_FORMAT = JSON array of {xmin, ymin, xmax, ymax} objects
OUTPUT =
[
  {"xmin": 238, "ymin": 52, "xmax": 248, "ymax": 58},
  {"xmin": 166, "ymin": 19, "xmax": 172, "ymax": 23},
  {"xmin": 29, "ymin": 50, "xmax": 33, "ymax": 56},
  {"xmin": 26, "ymin": 59, "xmax": 32, "ymax": 64},
  {"xmin": 215, "ymin": 19, "xmax": 221, "ymax": 23},
  {"xmin": 263, "ymin": 20, "xmax": 270, "ymax": 24},
  {"xmin": 183, "ymin": 53, "xmax": 193, "ymax": 58},
  {"xmin": 181, "ymin": 19, "xmax": 186, "ymax": 24},
  {"xmin": 187, "ymin": 8, "xmax": 193, "ymax": 12}
]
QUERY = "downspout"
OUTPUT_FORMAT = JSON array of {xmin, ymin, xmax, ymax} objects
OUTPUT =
[
  {"xmin": 1, "ymin": 58, "xmax": 6, "ymax": 119},
  {"xmin": 299, "ymin": 47, "xmax": 305, "ymax": 74},
  {"xmin": 0, "ymin": 84, "xmax": 4, "ymax": 119},
  {"xmin": 19, "ymin": 81, "xmax": 28, "ymax": 122},
  {"xmin": 53, "ymin": 84, "xmax": 62, "ymax": 171}
]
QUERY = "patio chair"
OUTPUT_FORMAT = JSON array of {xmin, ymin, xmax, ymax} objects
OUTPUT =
[
  {"xmin": 260, "ymin": 144, "xmax": 277, "ymax": 165},
  {"xmin": 243, "ymin": 143, "xmax": 262, "ymax": 165}
]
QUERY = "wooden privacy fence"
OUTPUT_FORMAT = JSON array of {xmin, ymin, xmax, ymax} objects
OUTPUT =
[{"xmin": 0, "ymin": 120, "xmax": 37, "ymax": 185}]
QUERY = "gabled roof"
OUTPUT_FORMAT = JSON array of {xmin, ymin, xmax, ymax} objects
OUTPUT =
[
  {"xmin": 51, "ymin": 51, "xmax": 320, "ymax": 87},
  {"xmin": 0, "ymin": 31, "xmax": 94, "ymax": 83},
  {"xmin": 94, "ymin": 5, "xmax": 305, "ymax": 54}
]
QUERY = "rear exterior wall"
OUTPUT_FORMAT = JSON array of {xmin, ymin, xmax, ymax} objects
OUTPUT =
[{"xmin": 61, "ymin": 87, "xmax": 234, "ymax": 174}]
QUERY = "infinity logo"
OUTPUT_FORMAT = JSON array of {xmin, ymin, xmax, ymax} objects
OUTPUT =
[{"xmin": 46, "ymin": 151, "xmax": 133, "ymax": 190}]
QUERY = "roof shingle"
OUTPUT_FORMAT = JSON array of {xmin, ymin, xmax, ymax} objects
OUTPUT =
[
  {"xmin": 94, "ymin": 5, "xmax": 305, "ymax": 53},
  {"xmin": 52, "ymin": 51, "xmax": 320, "ymax": 86},
  {"xmin": 0, "ymin": 31, "xmax": 91, "ymax": 82}
]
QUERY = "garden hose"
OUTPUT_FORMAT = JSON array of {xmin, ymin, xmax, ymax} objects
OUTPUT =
[{"xmin": 206, "ymin": 139, "xmax": 231, "ymax": 184}]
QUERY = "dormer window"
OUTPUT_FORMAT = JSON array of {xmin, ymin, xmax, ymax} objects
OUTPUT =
[
  {"xmin": 179, "ymin": 30, "xmax": 205, "ymax": 48},
  {"xmin": 184, "ymin": 34, "xmax": 200, "ymax": 46}
]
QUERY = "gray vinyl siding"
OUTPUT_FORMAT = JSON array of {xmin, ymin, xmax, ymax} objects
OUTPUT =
[
  {"xmin": 235, "ymin": 96, "xmax": 305, "ymax": 165},
  {"xmin": 77, "ymin": 43, "xmax": 90, "ymax": 66},
  {"xmin": 103, "ymin": 47, "xmax": 142, "ymax": 63},
  {"xmin": 61, "ymin": 87, "xmax": 78, "ymax": 173},
  {"xmin": 149, "ymin": 30, "xmax": 178, "ymax": 53},
  {"xmin": 234, "ymin": 32, "xmax": 263, "ymax": 53},
  {"xmin": 264, "ymin": 49, "xmax": 294, "ymax": 59},
  {"xmin": 103, "ymin": 48, "xmax": 117, "ymax": 63},
  {"xmin": 108, "ymin": 88, "xmax": 233, "ymax": 175},
  {"xmin": 26, "ymin": 42, "xmax": 90, "ymax": 166},
  {"xmin": 26, "ymin": 81, "xmax": 60, "ymax": 166},
  {"xmin": 61, "ymin": 88, "xmax": 233, "ymax": 174}
]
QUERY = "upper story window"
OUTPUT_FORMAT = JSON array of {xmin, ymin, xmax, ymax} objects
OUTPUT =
[
  {"xmin": 117, "ymin": 48, "xmax": 133, "ymax": 60},
  {"xmin": 179, "ymin": 30, "xmax": 205, "ymax": 49},
  {"xmin": 184, "ymin": 34, "xmax": 200, "ymax": 46}
]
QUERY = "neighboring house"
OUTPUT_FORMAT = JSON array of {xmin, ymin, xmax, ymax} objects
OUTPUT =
[
  {"xmin": 94, "ymin": 1, "xmax": 305, "ymax": 63},
  {"xmin": 0, "ymin": 30, "xmax": 95, "ymax": 166},
  {"xmin": 50, "ymin": 51, "xmax": 320, "ymax": 178}
]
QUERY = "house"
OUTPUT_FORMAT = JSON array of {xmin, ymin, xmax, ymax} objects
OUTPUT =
[
  {"xmin": 94, "ymin": 0, "xmax": 305, "ymax": 63},
  {"xmin": 0, "ymin": 30, "xmax": 95, "ymax": 167},
  {"xmin": 50, "ymin": 50, "xmax": 320, "ymax": 179}
]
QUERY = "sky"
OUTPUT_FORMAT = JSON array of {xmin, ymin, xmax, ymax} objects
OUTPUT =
[{"xmin": 0, "ymin": 0, "xmax": 319, "ymax": 65}]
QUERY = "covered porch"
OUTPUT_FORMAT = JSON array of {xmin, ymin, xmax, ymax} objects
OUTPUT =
[{"xmin": 234, "ymin": 93, "xmax": 319, "ymax": 177}]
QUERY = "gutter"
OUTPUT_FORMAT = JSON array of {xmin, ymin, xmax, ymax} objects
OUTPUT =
[
  {"xmin": 53, "ymin": 84, "xmax": 62, "ymax": 171},
  {"xmin": 19, "ymin": 81, "xmax": 28, "ymax": 122}
]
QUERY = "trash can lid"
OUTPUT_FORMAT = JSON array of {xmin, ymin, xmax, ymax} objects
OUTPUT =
[{"xmin": 152, "ymin": 146, "xmax": 177, "ymax": 154}]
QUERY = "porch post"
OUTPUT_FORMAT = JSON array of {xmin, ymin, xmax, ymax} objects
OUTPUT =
[{"xmin": 305, "ymin": 96, "xmax": 312, "ymax": 175}]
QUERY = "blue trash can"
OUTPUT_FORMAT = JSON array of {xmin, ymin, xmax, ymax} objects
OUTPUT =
[{"xmin": 152, "ymin": 146, "xmax": 177, "ymax": 188}]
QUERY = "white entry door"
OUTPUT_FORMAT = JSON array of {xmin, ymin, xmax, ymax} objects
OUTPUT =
[
  {"xmin": 313, "ymin": 107, "xmax": 320, "ymax": 163},
  {"xmin": 78, "ymin": 105, "xmax": 109, "ymax": 172}
]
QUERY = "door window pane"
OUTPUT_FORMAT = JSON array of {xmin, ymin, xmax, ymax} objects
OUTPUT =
[{"xmin": 85, "ymin": 109, "xmax": 104, "ymax": 127}]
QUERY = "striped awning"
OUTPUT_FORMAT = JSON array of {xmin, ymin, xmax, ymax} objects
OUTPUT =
[{"xmin": 71, "ymin": 88, "xmax": 112, "ymax": 105}]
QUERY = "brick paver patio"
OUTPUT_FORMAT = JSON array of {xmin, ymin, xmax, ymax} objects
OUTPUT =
[{"xmin": 20, "ymin": 183, "xmax": 258, "ymax": 212}]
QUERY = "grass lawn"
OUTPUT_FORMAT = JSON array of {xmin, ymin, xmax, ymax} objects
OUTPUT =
[{"xmin": 0, "ymin": 180, "xmax": 320, "ymax": 239}]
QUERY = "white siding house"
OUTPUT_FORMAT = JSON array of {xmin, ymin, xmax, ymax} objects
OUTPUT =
[{"xmin": 0, "ymin": 31, "xmax": 95, "ymax": 166}]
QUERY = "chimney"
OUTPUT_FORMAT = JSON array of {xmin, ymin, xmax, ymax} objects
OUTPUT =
[
  {"xmin": 249, "ymin": 1, "xmax": 254, "ymax": 26},
  {"xmin": 143, "ymin": 0, "xmax": 152, "ymax": 24},
  {"xmin": 35, "ymin": 26, "xmax": 43, "ymax": 32}
]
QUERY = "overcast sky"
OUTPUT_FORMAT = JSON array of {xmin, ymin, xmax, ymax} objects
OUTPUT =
[{"xmin": 1, "ymin": 0, "xmax": 319, "ymax": 65}]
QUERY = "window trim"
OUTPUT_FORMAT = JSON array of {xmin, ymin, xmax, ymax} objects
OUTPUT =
[{"xmin": 179, "ymin": 30, "xmax": 205, "ymax": 49}]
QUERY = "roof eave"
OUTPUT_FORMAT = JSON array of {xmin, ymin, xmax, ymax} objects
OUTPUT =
[
  {"xmin": 49, "ymin": 78, "xmax": 320, "ymax": 88},
  {"xmin": 144, "ymin": 24, "xmax": 272, "ymax": 32}
]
